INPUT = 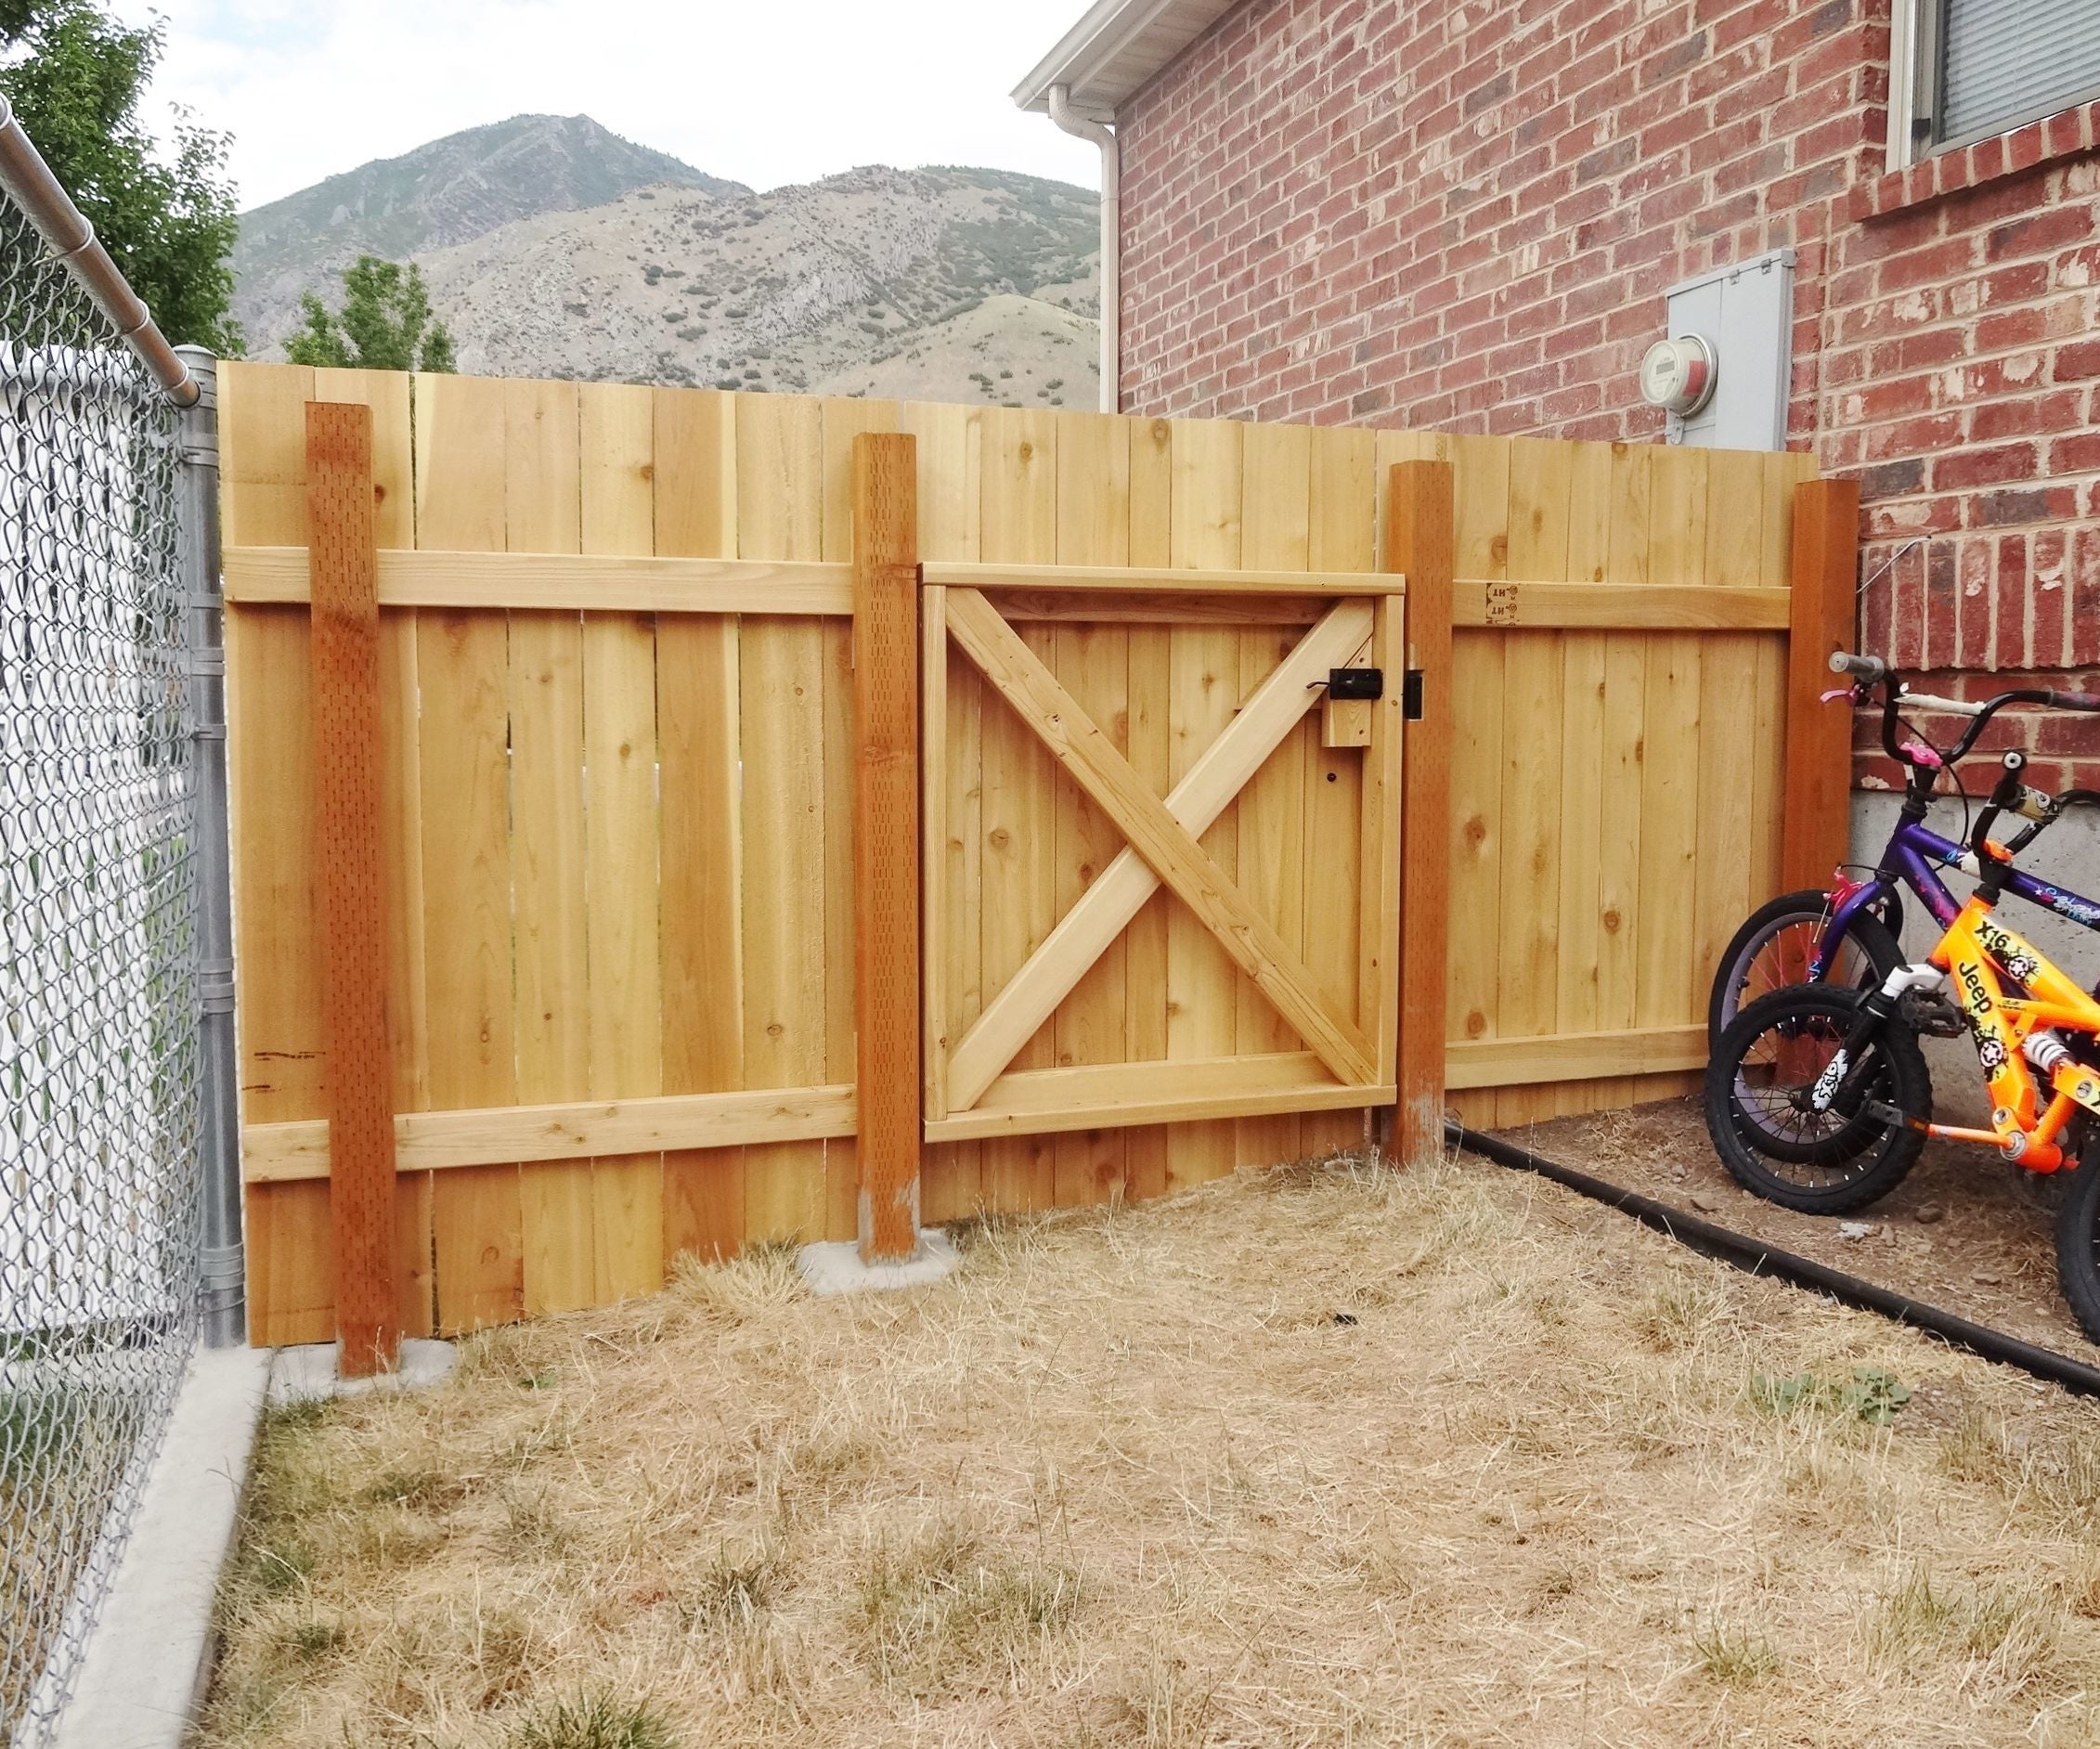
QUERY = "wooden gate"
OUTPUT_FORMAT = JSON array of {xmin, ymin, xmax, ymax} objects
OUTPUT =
[{"xmin": 918, "ymin": 569, "xmax": 1406, "ymax": 1145}]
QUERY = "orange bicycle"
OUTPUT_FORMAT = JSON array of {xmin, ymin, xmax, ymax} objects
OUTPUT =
[{"xmin": 1706, "ymin": 701, "xmax": 2100, "ymax": 1343}]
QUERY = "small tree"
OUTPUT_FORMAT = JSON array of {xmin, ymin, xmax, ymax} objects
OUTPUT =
[
  {"xmin": 0, "ymin": 0, "xmax": 241, "ymax": 352},
  {"xmin": 288, "ymin": 255, "xmax": 456, "ymax": 372}
]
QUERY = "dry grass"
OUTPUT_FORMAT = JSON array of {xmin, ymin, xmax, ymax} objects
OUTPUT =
[{"xmin": 200, "ymin": 1152, "xmax": 2100, "ymax": 1747}]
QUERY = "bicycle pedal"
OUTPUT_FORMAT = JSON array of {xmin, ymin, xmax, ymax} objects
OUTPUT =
[
  {"xmin": 1863, "ymin": 1100, "xmax": 1929, "ymax": 1134},
  {"xmin": 1896, "ymin": 989, "xmax": 1966, "ymax": 1039}
]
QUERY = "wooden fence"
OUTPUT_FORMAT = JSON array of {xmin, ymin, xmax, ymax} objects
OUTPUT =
[{"xmin": 217, "ymin": 362, "xmax": 1852, "ymax": 1353}]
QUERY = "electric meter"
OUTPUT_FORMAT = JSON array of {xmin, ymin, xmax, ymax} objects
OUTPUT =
[{"xmin": 1639, "ymin": 333, "xmax": 1718, "ymax": 418}]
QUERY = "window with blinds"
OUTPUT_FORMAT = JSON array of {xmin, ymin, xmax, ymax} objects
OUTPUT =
[{"xmin": 1937, "ymin": 0, "xmax": 2100, "ymax": 147}]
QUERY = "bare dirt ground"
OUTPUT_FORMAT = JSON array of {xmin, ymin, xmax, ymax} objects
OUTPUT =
[
  {"xmin": 1494, "ymin": 1097, "xmax": 2100, "ymax": 1367},
  {"xmin": 201, "ymin": 1153, "xmax": 2100, "ymax": 1749}
]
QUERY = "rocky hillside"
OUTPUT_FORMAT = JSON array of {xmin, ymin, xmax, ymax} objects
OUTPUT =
[
  {"xmin": 235, "ymin": 119, "xmax": 1102, "ymax": 410},
  {"xmin": 234, "ymin": 114, "xmax": 745, "ymax": 350}
]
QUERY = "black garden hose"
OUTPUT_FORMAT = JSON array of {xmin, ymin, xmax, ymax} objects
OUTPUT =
[{"xmin": 1446, "ymin": 1120, "xmax": 2100, "ymax": 1401}]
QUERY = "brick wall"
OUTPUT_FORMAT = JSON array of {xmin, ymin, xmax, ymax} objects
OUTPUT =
[{"xmin": 1116, "ymin": 0, "xmax": 2100, "ymax": 790}]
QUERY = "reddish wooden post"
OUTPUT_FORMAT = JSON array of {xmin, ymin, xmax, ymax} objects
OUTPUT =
[
  {"xmin": 1388, "ymin": 460, "xmax": 1455, "ymax": 1167},
  {"xmin": 851, "ymin": 432, "xmax": 922, "ymax": 1263},
  {"xmin": 306, "ymin": 401, "xmax": 398, "ymax": 1374},
  {"xmin": 1782, "ymin": 478, "xmax": 1861, "ymax": 893}
]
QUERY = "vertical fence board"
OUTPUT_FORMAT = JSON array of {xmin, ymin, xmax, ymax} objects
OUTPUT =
[
  {"xmin": 1630, "ymin": 447, "xmax": 1710, "ymax": 1101},
  {"xmin": 979, "ymin": 409, "xmax": 1060, "ymax": 1210},
  {"xmin": 415, "ymin": 372, "xmax": 524, "ymax": 1332},
  {"xmin": 1121, "ymin": 416, "xmax": 1175, "ymax": 1198},
  {"xmin": 1164, "ymin": 418, "xmax": 1243, "ymax": 1189},
  {"xmin": 1497, "ymin": 438, "xmax": 1573, "ymax": 1126},
  {"xmin": 504, "ymin": 380, "xmax": 593, "ymax": 1316},
  {"xmin": 655, "ymin": 389, "xmax": 745, "ymax": 1262},
  {"xmin": 306, "ymin": 401, "xmax": 398, "ymax": 1373},
  {"xmin": 1233, "ymin": 421, "xmax": 1312, "ymax": 1169},
  {"xmin": 905, "ymin": 401, "xmax": 987, "ymax": 1221},
  {"xmin": 1051, "ymin": 412, "xmax": 1133, "ymax": 1205},
  {"xmin": 579, "ymin": 382, "xmax": 666, "ymax": 1301},
  {"xmin": 1303, "ymin": 425, "xmax": 1375, "ymax": 1159},
  {"xmin": 736, "ymin": 395, "xmax": 829, "ymax": 1243}
]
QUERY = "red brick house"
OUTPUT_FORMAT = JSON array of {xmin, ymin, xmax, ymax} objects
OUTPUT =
[{"xmin": 1018, "ymin": 0, "xmax": 2100, "ymax": 794}]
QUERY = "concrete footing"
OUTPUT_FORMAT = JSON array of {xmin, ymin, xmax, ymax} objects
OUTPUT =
[
  {"xmin": 796, "ymin": 1229, "xmax": 962, "ymax": 1296},
  {"xmin": 266, "ymin": 1337, "xmax": 457, "ymax": 1405}
]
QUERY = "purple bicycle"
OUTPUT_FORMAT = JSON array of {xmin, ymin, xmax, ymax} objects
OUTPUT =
[{"xmin": 1708, "ymin": 653, "xmax": 2100, "ymax": 1044}]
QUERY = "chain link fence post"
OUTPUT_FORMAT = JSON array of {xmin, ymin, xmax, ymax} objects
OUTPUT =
[{"xmin": 175, "ymin": 346, "xmax": 241, "ymax": 1349}]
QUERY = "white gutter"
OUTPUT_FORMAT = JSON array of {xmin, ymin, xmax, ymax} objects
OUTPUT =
[{"xmin": 1047, "ymin": 84, "xmax": 1120, "ymax": 415}]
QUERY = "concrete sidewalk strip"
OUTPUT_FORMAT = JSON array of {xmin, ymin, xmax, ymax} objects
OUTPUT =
[{"xmin": 51, "ymin": 1343, "xmax": 271, "ymax": 1749}]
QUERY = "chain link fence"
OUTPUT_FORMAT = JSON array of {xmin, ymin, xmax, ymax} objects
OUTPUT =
[{"xmin": 0, "ymin": 184, "xmax": 205, "ymax": 1742}]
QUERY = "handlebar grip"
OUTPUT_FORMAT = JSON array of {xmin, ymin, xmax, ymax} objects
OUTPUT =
[
  {"xmin": 1828, "ymin": 652, "xmax": 1889, "ymax": 682},
  {"xmin": 2046, "ymin": 690, "xmax": 2100, "ymax": 711}
]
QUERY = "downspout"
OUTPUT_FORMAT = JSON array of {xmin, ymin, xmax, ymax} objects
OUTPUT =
[{"xmin": 1047, "ymin": 84, "xmax": 1120, "ymax": 414}]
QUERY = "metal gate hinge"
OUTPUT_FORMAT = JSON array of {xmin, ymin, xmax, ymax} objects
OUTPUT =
[{"xmin": 1402, "ymin": 670, "xmax": 1425, "ymax": 720}]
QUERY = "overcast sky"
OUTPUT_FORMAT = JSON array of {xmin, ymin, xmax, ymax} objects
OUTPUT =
[{"xmin": 107, "ymin": 1, "xmax": 1102, "ymax": 210}]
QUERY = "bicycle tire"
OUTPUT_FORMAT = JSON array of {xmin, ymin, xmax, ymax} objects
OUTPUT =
[
  {"xmin": 1705, "ymin": 984, "xmax": 1929, "ymax": 1214},
  {"xmin": 2055, "ymin": 1130, "xmax": 2100, "ymax": 1346},
  {"xmin": 1707, "ymin": 887, "xmax": 1905, "ymax": 1042}
]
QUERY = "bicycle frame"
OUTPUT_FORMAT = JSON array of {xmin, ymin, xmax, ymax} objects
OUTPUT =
[
  {"xmin": 1812, "ymin": 815, "xmax": 2100, "ymax": 981},
  {"xmin": 1901, "ymin": 897, "xmax": 2100, "ymax": 1172}
]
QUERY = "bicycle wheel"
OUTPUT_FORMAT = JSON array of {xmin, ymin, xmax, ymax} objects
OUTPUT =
[
  {"xmin": 1704, "ymin": 984, "xmax": 1929, "ymax": 1213},
  {"xmin": 2055, "ymin": 1128, "xmax": 2100, "ymax": 1345},
  {"xmin": 1708, "ymin": 888, "xmax": 1904, "ymax": 1041}
]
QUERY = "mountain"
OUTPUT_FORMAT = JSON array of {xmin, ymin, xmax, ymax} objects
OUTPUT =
[
  {"xmin": 233, "ymin": 114, "xmax": 745, "ymax": 347},
  {"xmin": 413, "ymin": 163, "xmax": 1099, "ymax": 404},
  {"xmin": 232, "ymin": 119, "xmax": 1102, "ymax": 411}
]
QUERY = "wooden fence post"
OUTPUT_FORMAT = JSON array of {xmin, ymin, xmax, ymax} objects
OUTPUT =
[
  {"xmin": 1388, "ymin": 460, "xmax": 1454, "ymax": 1166},
  {"xmin": 851, "ymin": 431, "xmax": 922, "ymax": 1263},
  {"xmin": 1782, "ymin": 477, "xmax": 1861, "ymax": 894},
  {"xmin": 305, "ymin": 400, "xmax": 398, "ymax": 1375}
]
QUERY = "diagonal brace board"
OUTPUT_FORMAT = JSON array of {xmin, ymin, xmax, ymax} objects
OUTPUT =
[
  {"xmin": 944, "ymin": 598, "xmax": 1377, "ymax": 1110},
  {"xmin": 946, "ymin": 588, "xmax": 1380, "ymax": 1093}
]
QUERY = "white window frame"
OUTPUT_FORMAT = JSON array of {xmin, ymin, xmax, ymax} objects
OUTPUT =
[{"xmin": 1887, "ymin": 0, "xmax": 2100, "ymax": 172}]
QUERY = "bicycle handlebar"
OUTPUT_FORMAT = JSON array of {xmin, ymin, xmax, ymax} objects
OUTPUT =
[{"xmin": 1828, "ymin": 653, "xmax": 2100, "ymax": 791}]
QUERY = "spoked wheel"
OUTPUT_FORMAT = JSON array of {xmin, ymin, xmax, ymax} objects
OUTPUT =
[
  {"xmin": 2054, "ymin": 1129, "xmax": 2100, "ymax": 1345},
  {"xmin": 1707, "ymin": 887, "xmax": 1905, "ymax": 1041},
  {"xmin": 1705, "ymin": 984, "xmax": 1929, "ymax": 1214}
]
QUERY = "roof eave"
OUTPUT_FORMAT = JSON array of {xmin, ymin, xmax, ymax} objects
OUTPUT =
[{"xmin": 1011, "ymin": 0, "xmax": 1240, "ymax": 119}]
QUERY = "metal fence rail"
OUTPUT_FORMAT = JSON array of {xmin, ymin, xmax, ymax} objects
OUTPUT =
[{"xmin": 0, "ymin": 141, "xmax": 210, "ymax": 1743}]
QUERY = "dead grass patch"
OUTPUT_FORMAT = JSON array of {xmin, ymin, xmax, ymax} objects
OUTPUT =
[{"xmin": 201, "ymin": 1152, "xmax": 2100, "ymax": 1746}]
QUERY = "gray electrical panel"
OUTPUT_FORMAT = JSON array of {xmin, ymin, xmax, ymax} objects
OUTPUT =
[{"xmin": 1663, "ymin": 247, "xmax": 1795, "ymax": 452}]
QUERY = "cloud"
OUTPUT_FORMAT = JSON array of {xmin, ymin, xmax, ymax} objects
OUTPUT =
[{"xmin": 109, "ymin": 0, "xmax": 1101, "ymax": 208}]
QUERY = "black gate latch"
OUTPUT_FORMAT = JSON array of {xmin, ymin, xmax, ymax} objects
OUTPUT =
[
  {"xmin": 1327, "ymin": 667, "xmax": 1383, "ymax": 701},
  {"xmin": 1402, "ymin": 669, "xmax": 1425, "ymax": 720}
]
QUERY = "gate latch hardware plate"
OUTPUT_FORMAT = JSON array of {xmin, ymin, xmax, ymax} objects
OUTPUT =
[
  {"xmin": 1402, "ymin": 669, "xmax": 1425, "ymax": 720},
  {"xmin": 1328, "ymin": 667, "xmax": 1383, "ymax": 701}
]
